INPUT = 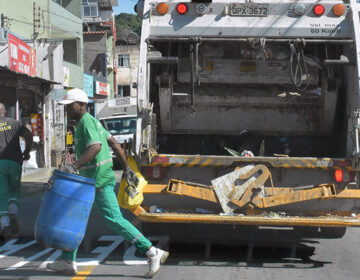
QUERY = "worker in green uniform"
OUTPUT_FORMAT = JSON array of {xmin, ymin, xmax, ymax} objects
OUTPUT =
[
  {"xmin": 0, "ymin": 103, "xmax": 33, "ymax": 240},
  {"xmin": 47, "ymin": 88, "xmax": 168, "ymax": 278}
]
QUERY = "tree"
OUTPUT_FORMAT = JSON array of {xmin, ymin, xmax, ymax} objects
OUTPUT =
[{"xmin": 115, "ymin": 13, "xmax": 142, "ymax": 36}]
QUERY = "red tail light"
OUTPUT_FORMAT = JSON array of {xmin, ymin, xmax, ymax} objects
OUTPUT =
[
  {"xmin": 313, "ymin": 4, "xmax": 325, "ymax": 16},
  {"xmin": 335, "ymin": 169, "xmax": 343, "ymax": 182},
  {"xmin": 176, "ymin": 3, "xmax": 188, "ymax": 15}
]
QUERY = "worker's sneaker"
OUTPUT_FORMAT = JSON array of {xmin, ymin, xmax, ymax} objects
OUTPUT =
[
  {"xmin": 2, "ymin": 226, "xmax": 13, "ymax": 241},
  {"xmin": 9, "ymin": 214, "xmax": 20, "ymax": 238},
  {"xmin": 145, "ymin": 247, "xmax": 169, "ymax": 278},
  {"xmin": 47, "ymin": 259, "xmax": 78, "ymax": 275}
]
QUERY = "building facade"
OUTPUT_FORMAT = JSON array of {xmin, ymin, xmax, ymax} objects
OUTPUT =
[
  {"xmin": 116, "ymin": 44, "xmax": 139, "ymax": 97},
  {"xmin": 0, "ymin": 0, "xmax": 84, "ymax": 167},
  {"xmin": 82, "ymin": 0, "xmax": 118, "ymax": 101}
]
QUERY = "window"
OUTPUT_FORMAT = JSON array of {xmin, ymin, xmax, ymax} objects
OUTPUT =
[
  {"xmin": 82, "ymin": 0, "xmax": 98, "ymax": 17},
  {"xmin": 118, "ymin": 85, "xmax": 130, "ymax": 97},
  {"xmin": 63, "ymin": 38, "xmax": 80, "ymax": 65},
  {"xmin": 101, "ymin": 117, "xmax": 137, "ymax": 135},
  {"xmin": 118, "ymin": 54, "xmax": 130, "ymax": 67}
]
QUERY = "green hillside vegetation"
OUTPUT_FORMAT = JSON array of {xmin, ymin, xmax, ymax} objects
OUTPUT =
[{"xmin": 115, "ymin": 13, "xmax": 142, "ymax": 35}]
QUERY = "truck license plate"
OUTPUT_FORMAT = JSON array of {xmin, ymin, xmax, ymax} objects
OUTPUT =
[{"xmin": 230, "ymin": 3, "xmax": 269, "ymax": 16}]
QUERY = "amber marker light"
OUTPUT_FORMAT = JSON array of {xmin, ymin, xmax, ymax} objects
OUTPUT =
[
  {"xmin": 176, "ymin": 3, "xmax": 188, "ymax": 15},
  {"xmin": 333, "ymin": 4, "xmax": 345, "ymax": 16},
  {"xmin": 313, "ymin": 4, "xmax": 325, "ymax": 16},
  {"xmin": 157, "ymin": 3, "xmax": 169, "ymax": 15}
]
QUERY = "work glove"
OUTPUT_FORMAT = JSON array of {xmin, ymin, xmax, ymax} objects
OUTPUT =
[
  {"xmin": 124, "ymin": 167, "xmax": 139, "ymax": 187},
  {"xmin": 23, "ymin": 152, "xmax": 30, "ymax": 161},
  {"xmin": 60, "ymin": 163, "xmax": 78, "ymax": 174}
]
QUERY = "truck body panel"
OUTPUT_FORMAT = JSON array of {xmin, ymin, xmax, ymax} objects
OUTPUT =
[{"xmin": 133, "ymin": 0, "xmax": 360, "ymax": 231}]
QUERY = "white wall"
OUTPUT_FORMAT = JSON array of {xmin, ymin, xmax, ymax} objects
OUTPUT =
[{"xmin": 116, "ymin": 44, "xmax": 140, "ymax": 96}]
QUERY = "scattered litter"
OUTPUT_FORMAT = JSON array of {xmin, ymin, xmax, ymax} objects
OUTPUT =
[
  {"xmin": 289, "ymin": 92, "xmax": 301, "ymax": 96},
  {"xmin": 268, "ymin": 211, "xmax": 280, "ymax": 217},
  {"xmin": 220, "ymin": 212, "xmax": 235, "ymax": 216},
  {"xmin": 240, "ymin": 150, "xmax": 254, "ymax": 157},
  {"xmin": 224, "ymin": 147, "xmax": 241, "ymax": 156},
  {"xmin": 149, "ymin": 205, "xmax": 163, "ymax": 213},
  {"xmin": 195, "ymin": 208, "xmax": 214, "ymax": 214}
]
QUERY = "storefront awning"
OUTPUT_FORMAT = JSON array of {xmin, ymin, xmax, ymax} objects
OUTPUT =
[{"xmin": 0, "ymin": 66, "xmax": 60, "ymax": 87}]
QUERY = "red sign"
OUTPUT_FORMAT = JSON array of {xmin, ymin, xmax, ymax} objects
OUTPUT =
[
  {"xmin": 96, "ymin": 81, "xmax": 109, "ymax": 96},
  {"xmin": 8, "ymin": 33, "xmax": 36, "ymax": 76}
]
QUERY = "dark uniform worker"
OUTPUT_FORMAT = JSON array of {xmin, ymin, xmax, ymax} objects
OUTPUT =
[
  {"xmin": 0, "ymin": 102, "xmax": 33, "ymax": 240},
  {"xmin": 47, "ymin": 88, "xmax": 168, "ymax": 278}
]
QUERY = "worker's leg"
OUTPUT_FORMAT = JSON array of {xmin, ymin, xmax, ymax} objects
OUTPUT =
[
  {"xmin": 6, "ymin": 160, "xmax": 22, "ymax": 213},
  {"xmin": 4, "ymin": 160, "xmax": 22, "ymax": 237},
  {"xmin": 0, "ymin": 160, "xmax": 10, "ymax": 228},
  {"xmin": 95, "ymin": 183, "xmax": 152, "ymax": 253},
  {"xmin": 61, "ymin": 249, "xmax": 78, "ymax": 261}
]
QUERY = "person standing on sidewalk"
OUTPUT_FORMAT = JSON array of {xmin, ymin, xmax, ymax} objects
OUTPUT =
[
  {"xmin": 0, "ymin": 103, "xmax": 33, "ymax": 240},
  {"xmin": 47, "ymin": 88, "xmax": 169, "ymax": 278}
]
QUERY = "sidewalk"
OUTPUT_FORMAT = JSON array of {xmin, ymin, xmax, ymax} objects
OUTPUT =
[{"xmin": 21, "ymin": 167, "xmax": 54, "ymax": 197}]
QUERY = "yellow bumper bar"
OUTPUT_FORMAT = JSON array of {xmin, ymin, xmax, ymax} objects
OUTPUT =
[{"xmin": 136, "ymin": 212, "xmax": 360, "ymax": 227}]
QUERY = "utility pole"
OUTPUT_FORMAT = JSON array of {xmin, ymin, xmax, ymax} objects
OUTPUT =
[
  {"xmin": 33, "ymin": 2, "xmax": 40, "ymax": 39},
  {"xmin": 1, "ymin": 13, "xmax": 10, "ymax": 29}
]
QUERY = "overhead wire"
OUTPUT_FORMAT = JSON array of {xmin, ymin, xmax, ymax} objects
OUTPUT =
[
  {"xmin": 6, "ymin": 16, "xmax": 83, "ymax": 36},
  {"xmin": 6, "ymin": 17, "xmax": 117, "ymax": 54},
  {"xmin": 40, "ymin": 9, "xmax": 84, "ymax": 25}
]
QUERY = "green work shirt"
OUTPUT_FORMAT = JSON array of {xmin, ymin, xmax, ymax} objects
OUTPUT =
[{"xmin": 74, "ymin": 112, "xmax": 115, "ymax": 188}]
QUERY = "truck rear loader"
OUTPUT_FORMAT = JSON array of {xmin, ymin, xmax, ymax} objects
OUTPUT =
[{"xmin": 130, "ymin": 0, "xmax": 360, "ymax": 238}]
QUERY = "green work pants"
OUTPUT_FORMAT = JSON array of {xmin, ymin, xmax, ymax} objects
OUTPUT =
[
  {"xmin": 0, "ymin": 160, "xmax": 22, "ymax": 217},
  {"xmin": 62, "ymin": 182, "xmax": 152, "ymax": 261}
]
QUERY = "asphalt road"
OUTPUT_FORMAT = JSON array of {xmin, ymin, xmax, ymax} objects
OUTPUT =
[
  {"xmin": 1, "ymin": 170, "xmax": 359, "ymax": 279},
  {"xmin": 0, "ymin": 227, "xmax": 360, "ymax": 280}
]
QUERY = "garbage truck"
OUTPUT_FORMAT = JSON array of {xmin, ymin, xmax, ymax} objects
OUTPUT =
[{"xmin": 130, "ymin": 0, "xmax": 360, "ymax": 238}]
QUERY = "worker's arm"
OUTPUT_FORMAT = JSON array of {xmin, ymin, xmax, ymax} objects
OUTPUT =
[
  {"xmin": 107, "ymin": 136, "xmax": 139, "ymax": 186},
  {"xmin": 72, "ymin": 143, "xmax": 101, "ymax": 170},
  {"xmin": 107, "ymin": 136, "xmax": 128, "ymax": 170}
]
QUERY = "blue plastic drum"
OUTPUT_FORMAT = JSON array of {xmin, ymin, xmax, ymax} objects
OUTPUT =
[{"xmin": 34, "ymin": 169, "xmax": 96, "ymax": 251}]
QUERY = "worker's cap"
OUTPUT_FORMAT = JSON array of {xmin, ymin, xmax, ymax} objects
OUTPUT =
[{"xmin": 58, "ymin": 88, "xmax": 89, "ymax": 105}]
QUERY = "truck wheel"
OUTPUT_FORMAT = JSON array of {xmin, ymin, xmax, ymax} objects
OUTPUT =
[{"xmin": 320, "ymin": 227, "xmax": 346, "ymax": 239}]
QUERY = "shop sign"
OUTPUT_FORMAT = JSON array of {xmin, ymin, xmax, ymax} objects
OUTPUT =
[
  {"xmin": 84, "ymin": 74, "xmax": 94, "ymax": 98},
  {"xmin": 96, "ymin": 81, "xmax": 109, "ymax": 96},
  {"xmin": 8, "ymin": 33, "xmax": 36, "ymax": 76}
]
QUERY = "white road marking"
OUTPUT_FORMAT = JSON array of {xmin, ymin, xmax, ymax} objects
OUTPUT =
[
  {"xmin": 123, "ymin": 235, "xmax": 169, "ymax": 265},
  {"xmin": 77, "ymin": 235, "xmax": 125, "ymax": 266},
  {"xmin": 6, "ymin": 248, "xmax": 54, "ymax": 270},
  {"xmin": 0, "ymin": 234, "xmax": 170, "ymax": 271},
  {"xmin": 0, "ymin": 239, "xmax": 36, "ymax": 259},
  {"xmin": 123, "ymin": 244, "xmax": 147, "ymax": 265},
  {"xmin": 39, "ymin": 249, "xmax": 62, "ymax": 269}
]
